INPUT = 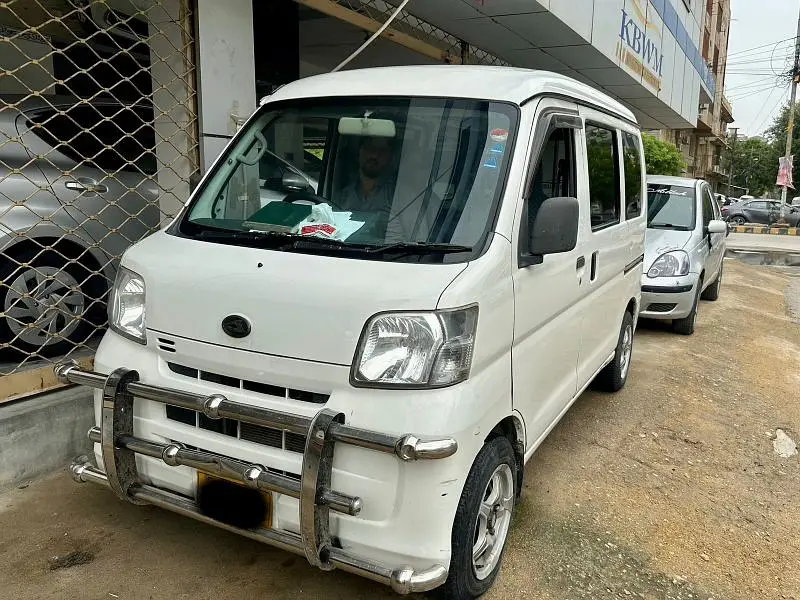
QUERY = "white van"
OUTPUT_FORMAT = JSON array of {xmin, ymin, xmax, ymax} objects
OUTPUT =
[{"xmin": 57, "ymin": 66, "xmax": 646, "ymax": 599}]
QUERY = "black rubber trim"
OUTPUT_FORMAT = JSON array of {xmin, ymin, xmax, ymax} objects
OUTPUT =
[
  {"xmin": 642, "ymin": 284, "xmax": 693, "ymax": 293},
  {"xmin": 623, "ymin": 254, "xmax": 644, "ymax": 274}
]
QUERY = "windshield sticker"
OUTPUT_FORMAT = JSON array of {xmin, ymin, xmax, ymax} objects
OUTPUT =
[
  {"xmin": 490, "ymin": 128, "xmax": 508, "ymax": 142},
  {"xmin": 483, "ymin": 155, "xmax": 499, "ymax": 169},
  {"xmin": 648, "ymin": 187, "xmax": 689, "ymax": 196},
  {"xmin": 490, "ymin": 142, "xmax": 505, "ymax": 154}
]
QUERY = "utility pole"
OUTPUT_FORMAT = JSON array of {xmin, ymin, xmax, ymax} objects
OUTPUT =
[
  {"xmin": 727, "ymin": 127, "xmax": 738, "ymax": 196},
  {"xmin": 780, "ymin": 5, "xmax": 800, "ymax": 207}
]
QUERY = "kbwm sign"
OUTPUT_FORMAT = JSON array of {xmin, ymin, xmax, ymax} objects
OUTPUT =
[{"xmin": 617, "ymin": 0, "xmax": 664, "ymax": 91}]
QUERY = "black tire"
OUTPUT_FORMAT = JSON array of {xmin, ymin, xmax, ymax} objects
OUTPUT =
[
  {"xmin": 436, "ymin": 436, "xmax": 517, "ymax": 600},
  {"xmin": 672, "ymin": 278, "xmax": 702, "ymax": 336},
  {"xmin": 0, "ymin": 248, "xmax": 106, "ymax": 356},
  {"xmin": 594, "ymin": 311, "xmax": 634, "ymax": 393},
  {"xmin": 730, "ymin": 216, "xmax": 746, "ymax": 225},
  {"xmin": 701, "ymin": 263, "xmax": 722, "ymax": 301}
]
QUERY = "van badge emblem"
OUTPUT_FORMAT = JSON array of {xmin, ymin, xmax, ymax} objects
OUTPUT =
[{"xmin": 221, "ymin": 315, "xmax": 251, "ymax": 338}]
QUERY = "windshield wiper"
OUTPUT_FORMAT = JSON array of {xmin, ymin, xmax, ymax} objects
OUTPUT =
[
  {"xmin": 193, "ymin": 229, "xmax": 472, "ymax": 257},
  {"xmin": 365, "ymin": 242, "xmax": 473, "ymax": 255},
  {"xmin": 648, "ymin": 223, "xmax": 692, "ymax": 230}
]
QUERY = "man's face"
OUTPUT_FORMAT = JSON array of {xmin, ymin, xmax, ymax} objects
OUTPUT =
[{"xmin": 359, "ymin": 137, "xmax": 392, "ymax": 179}]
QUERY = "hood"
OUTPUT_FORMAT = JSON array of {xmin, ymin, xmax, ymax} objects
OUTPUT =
[
  {"xmin": 121, "ymin": 232, "xmax": 467, "ymax": 365},
  {"xmin": 644, "ymin": 228, "xmax": 693, "ymax": 271}
]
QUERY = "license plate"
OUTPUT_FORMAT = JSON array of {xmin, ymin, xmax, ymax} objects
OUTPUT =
[{"xmin": 197, "ymin": 472, "xmax": 273, "ymax": 529}]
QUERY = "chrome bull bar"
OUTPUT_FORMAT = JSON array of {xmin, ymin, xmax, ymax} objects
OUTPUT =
[{"xmin": 55, "ymin": 360, "xmax": 456, "ymax": 594}]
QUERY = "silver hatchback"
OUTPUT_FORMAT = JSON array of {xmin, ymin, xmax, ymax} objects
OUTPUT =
[
  {"xmin": 1, "ymin": 95, "xmax": 160, "ymax": 356},
  {"xmin": 640, "ymin": 176, "xmax": 728, "ymax": 335}
]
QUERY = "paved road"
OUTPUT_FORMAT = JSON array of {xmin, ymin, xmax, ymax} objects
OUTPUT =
[
  {"xmin": 1, "ymin": 260, "xmax": 799, "ymax": 600},
  {"xmin": 726, "ymin": 232, "xmax": 800, "ymax": 253}
]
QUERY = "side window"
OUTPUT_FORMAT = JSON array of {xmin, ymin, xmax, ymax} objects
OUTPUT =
[
  {"xmin": 585, "ymin": 124, "xmax": 620, "ymax": 230},
  {"xmin": 621, "ymin": 131, "xmax": 642, "ymax": 219},
  {"xmin": 525, "ymin": 126, "xmax": 576, "ymax": 230},
  {"xmin": 28, "ymin": 104, "xmax": 156, "ymax": 175},
  {"xmin": 701, "ymin": 187, "xmax": 714, "ymax": 227}
]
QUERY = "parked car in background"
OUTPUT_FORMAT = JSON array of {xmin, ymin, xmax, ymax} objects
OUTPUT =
[
  {"xmin": 640, "ymin": 176, "xmax": 727, "ymax": 335},
  {"xmin": 1, "ymin": 95, "xmax": 160, "ymax": 355},
  {"xmin": 724, "ymin": 199, "xmax": 800, "ymax": 226}
]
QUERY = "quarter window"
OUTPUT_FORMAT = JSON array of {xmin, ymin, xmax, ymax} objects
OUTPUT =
[
  {"xmin": 702, "ymin": 187, "xmax": 714, "ymax": 227},
  {"xmin": 621, "ymin": 132, "xmax": 642, "ymax": 219},
  {"xmin": 585, "ymin": 124, "xmax": 620, "ymax": 230}
]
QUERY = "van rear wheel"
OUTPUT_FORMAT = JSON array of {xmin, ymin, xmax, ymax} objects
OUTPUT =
[
  {"xmin": 593, "ymin": 311, "xmax": 634, "ymax": 392},
  {"xmin": 436, "ymin": 436, "xmax": 516, "ymax": 600}
]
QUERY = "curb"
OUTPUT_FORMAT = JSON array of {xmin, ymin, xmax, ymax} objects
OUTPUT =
[{"xmin": 728, "ymin": 225, "xmax": 800, "ymax": 236}]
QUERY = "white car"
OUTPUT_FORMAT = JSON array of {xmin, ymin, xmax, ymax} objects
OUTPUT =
[
  {"xmin": 640, "ymin": 176, "xmax": 727, "ymax": 334},
  {"xmin": 57, "ymin": 66, "xmax": 646, "ymax": 599}
]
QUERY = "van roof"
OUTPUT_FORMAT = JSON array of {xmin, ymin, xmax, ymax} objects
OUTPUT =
[
  {"xmin": 647, "ymin": 175, "xmax": 702, "ymax": 188},
  {"xmin": 265, "ymin": 65, "xmax": 637, "ymax": 123}
]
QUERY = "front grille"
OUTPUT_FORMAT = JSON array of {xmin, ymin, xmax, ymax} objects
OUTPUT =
[
  {"xmin": 166, "ymin": 405, "xmax": 307, "ymax": 455},
  {"xmin": 647, "ymin": 303, "xmax": 677, "ymax": 313},
  {"xmin": 166, "ymin": 362, "xmax": 329, "ymax": 405}
]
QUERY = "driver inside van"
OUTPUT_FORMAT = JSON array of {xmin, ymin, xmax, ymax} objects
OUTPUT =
[{"xmin": 337, "ymin": 135, "xmax": 396, "ymax": 226}]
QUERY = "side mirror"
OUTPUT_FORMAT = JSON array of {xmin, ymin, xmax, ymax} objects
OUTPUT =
[
  {"xmin": 282, "ymin": 171, "xmax": 310, "ymax": 192},
  {"xmin": 707, "ymin": 219, "xmax": 727, "ymax": 234},
  {"xmin": 521, "ymin": 196, "xmax": 579, "ymax": 267}
]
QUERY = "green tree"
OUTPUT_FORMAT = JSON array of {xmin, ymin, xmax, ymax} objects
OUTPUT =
[
  {"xmin": 727, "ymin": 137, "xmax": 779, "ymax": 197},
  {"xmin": 641, "ymin": 133, "xmax": 685, "ymax": 176},
  {"xmin": 764, "ymin": 102, "xmax": 800, "ymax": 193}
]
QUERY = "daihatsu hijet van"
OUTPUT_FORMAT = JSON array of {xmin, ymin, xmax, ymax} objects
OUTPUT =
[{"xmin": 57, "ymin": 65, "xmax": 646, "ymax": 599}]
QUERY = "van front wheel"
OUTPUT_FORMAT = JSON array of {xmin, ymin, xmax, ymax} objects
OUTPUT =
[
  {"xmin": 437, "ymin": 436, "xmax": 516, "ymax": 600},
  {"xmin": 593, "ymin": 311, "xmax": 634, "ymax": 392}
]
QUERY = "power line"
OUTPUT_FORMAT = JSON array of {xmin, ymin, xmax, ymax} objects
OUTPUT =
[
  {"xmin": 729, "ymin": 84, "xmax": 785, "ymax": 101},
  {"xmin": 726, "ymin": 77, "xmax": 782, "ymax": 93},
  {"xmin": 725, "ymin": 36, "xmax": 797, "ymax": 59},
  {"xmin": 752, "ymin": 84, "xmax": 788, "ymax": 135}
]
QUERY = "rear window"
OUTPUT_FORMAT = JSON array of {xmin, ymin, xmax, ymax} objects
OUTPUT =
[{"xmin": 647, "ymin": 184, "xmax": 696, "ymax": 230}]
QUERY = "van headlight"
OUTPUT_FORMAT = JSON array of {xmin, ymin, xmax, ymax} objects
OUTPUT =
[
  {"xmin": 647, "ymin": 250, "xmax": 690, "ymax": 278},
  {"xmin": 351, "ymin": 305, "xmax": 478, "ymax": 388},
  {"xmin": 109, "ymin": 266, "xmax": 147, "ymax": 344}
]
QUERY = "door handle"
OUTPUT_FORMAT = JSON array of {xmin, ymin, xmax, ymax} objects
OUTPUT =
[
  {"xmin": 590, "ymin": 251, "xmax": 599, "ymax": 281},
  {"xmin": 65, "ymin": 181, "xmax": 108, "ymax": 194}
]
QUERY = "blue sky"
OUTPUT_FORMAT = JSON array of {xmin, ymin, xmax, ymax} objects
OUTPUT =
[{"xmin": 726, "ymin": 0, "xmax": 798, "ymax": 136}]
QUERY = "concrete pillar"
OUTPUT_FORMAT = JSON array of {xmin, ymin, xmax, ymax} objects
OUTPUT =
[
  {"xmin": 147, "ymin": 0, "xmax": 198, "ymax": 223},
  {"xmin": 195, "ymin": 0, "xmax": 256, "ymax": 172}
]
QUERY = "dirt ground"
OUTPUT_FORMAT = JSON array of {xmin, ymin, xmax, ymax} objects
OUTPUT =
[{"xmin": 1, "ymin": 259, "xmax": 799, "ymax": 600}]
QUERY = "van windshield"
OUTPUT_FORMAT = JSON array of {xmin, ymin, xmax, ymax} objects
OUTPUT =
[
  {"xmin": 646, "ymin": 184, "xmax": 696, "ymax": 230},
  {"xmin": 178, "ymin": 97, "xmax": 518, "ymax": 262}
]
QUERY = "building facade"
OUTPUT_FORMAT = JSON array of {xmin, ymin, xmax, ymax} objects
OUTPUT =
[{"xmin": 655, "ymin": 0, "xmax": 734, "ymax": 190}]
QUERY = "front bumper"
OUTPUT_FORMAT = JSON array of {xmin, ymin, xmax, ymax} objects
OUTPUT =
[
  {"xmin": 55, "ymin": 360, "xmax": 455, "ymax": 594},
  {"xmin": 639, "ymin": 274, "xmax": 699, "ymax": 320}
]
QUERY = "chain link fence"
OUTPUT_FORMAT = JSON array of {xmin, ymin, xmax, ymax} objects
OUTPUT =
[{"xmin": 1, "ymin": 0, "xmax": 198, "ymax": 387}]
